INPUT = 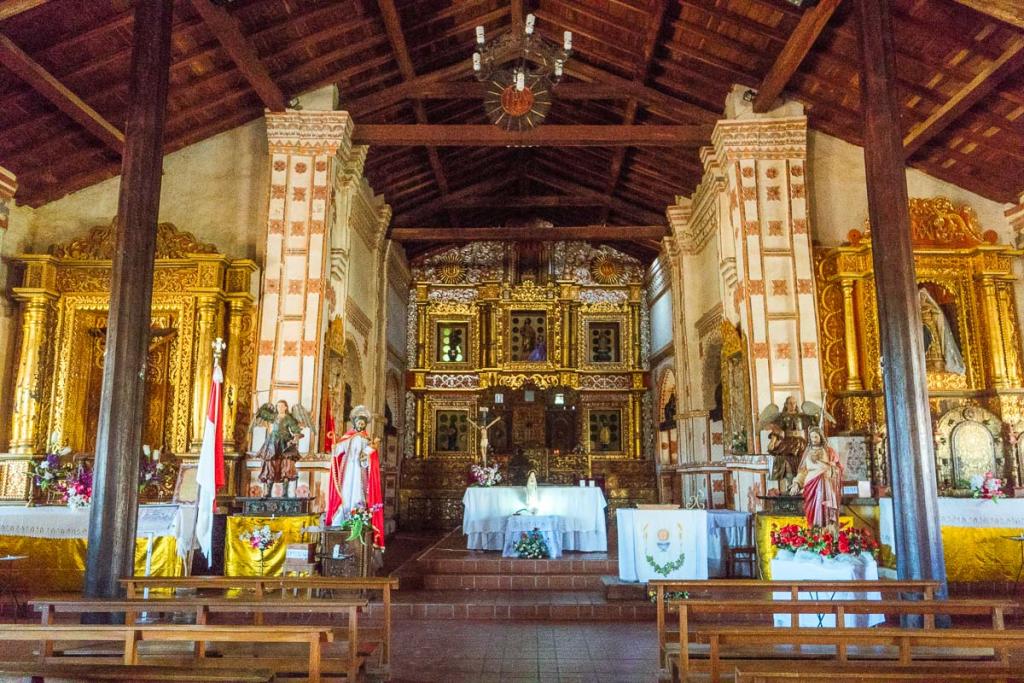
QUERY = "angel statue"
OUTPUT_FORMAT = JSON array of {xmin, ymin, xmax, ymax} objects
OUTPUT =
[
  {"xmin": 327, "ymin": 405, "xmax": 385, "ymax": 549},
  {"xmin": 789, "ymin": 427, "xmax": 843, "ymax": 529},
  {"xmin": 252, "ymin": 400, "xmax": 314, "ymax": 497},
  {"xmin": 758, "ymin": 396, "xmax": 827, "ymax": 490}
]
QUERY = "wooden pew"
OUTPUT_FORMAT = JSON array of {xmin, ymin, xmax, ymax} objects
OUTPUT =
[
  {"xmin": 29, "ymin": 597, "xmax": 364, "ymax": 682},
  {"xmin": 678, "ymin": 627, "xmax": 1024, "ymax": 683},
  {"xmin": 650, "ymin": 579, "xmax": 940, "ymax": 668},
  {"xmin": 733, "ymin": 661, "xmax": 1020, "ymax": 682},
  {"xmin": 0, "ymin": 623, "xmax": 336, "ymax": 682},
  {"xmin": 0, "ymin": 663, "xmax": 275, "ymax": 682},
  {"xmin": 121, "ymin": 574, "xmax": 398, "ymax": 672}
]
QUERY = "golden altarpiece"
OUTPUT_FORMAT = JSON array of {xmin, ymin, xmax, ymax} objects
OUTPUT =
[
  {"xmin": 0, "ymin": 222, "xmax": 258, "ymax": 500},
  {"xmin": 815, "ymin": 197, "xmax": 1024, "ymax": 490},
  {"xmin": 400, "ymin": 241, "xmax": 658, "ymax": 528}
]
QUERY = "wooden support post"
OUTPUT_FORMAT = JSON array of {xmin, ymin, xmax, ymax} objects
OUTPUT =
[
  {"xmin": 83, "ymin": 0, "xmax": 174, "ymax": 603},
  {"xmin": 856, "ymin": 0, "xmax": 947, "ymax": 597}
]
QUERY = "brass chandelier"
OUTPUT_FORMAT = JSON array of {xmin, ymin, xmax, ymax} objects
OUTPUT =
[{"xmin": 472, "ymin": 14, "xmax": 573, "ymax": 131}]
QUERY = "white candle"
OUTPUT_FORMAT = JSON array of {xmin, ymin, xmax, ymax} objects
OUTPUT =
[
  {"xmin": 525, "ymin": 13, "xmax": 535, "ymax": 35},
  {"xmin": 564, "ymin": 30, "xmax": 572, "ymax": 51},
  {"xmin": 476, "ymin": 25, "xmax": 485, "ymax": 45},
  {"xmin": 554, "ymin": 60, "xmax": 563, "ymax": 77},
  {"xmin": 516, "ymin": 71, "xmax": 525, "ymax": 91},
  {"xmin": 472, "ymin": 52, "xmax": 481, "ymax": 71}
]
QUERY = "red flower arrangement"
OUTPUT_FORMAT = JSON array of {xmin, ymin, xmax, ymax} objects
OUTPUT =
[{"xmin": 770, "ymin": 523, "xmax": 879, "ymax": 558}]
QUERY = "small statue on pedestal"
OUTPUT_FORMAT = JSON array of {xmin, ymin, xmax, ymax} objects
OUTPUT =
[
  {"xmin": 252, "ymin": 400, "xmax": 313, "ymax": 498},
  {"xmin": 758, "ymin": 396, "xmax": 825, "ymax": 491},
  {"xmin": 327, "ymin": 406, "xmax": 385, "ymax": 549},
  {"xmin": 789, "ymin": 427, "xmax": 843, "ymax": 529}
]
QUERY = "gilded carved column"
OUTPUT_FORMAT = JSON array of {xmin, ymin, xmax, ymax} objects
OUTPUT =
[
  {"xmin": 10, "ymin": 289, "xmax": 57, "ymax": 454},
  {"xmin": 840, "ymin": 279, "xmax": 863, "ymax": 391},
  {"xmin": 628, "ymin": 284, "xmax": 642, "ymax": 368},
  {"xmin": 190, "ymin": 292, "xmax": 223, "ymax": 449},
  {"xmin": 415, "ymin": 283, "xmax": 428, "ymax": 368},
  {"xmin": 980, "ymin": 275, "xmax": 1009, "ymax": 389},
  {"xmin": 223, "ymin": 258, "xmax": 257, "ymax": 452}
]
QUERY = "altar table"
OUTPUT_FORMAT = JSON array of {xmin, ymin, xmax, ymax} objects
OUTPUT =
[
  {"xmin": 502, "ymin": 515, "xmax": 564, "ymax": 558},
  {"xmin": 224, "ymin": 514, "xmax": 320, "ymax": 577},
  {"xmin": 770, "ymin": 551, "xmax": 884, "ymax": 628},
  {"xmin": 462, "ymin": 486, "xmax": 608, "ymax": 552},
  {"xmin": 0, "ymin": 504, "xmax": 197, "ymax": 592},
  {"xmin": 880, "ymin": 497, "xmax": 1024, "ymax": 582}
]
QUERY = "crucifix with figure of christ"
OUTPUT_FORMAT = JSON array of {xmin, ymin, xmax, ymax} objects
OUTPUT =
[{"xmin": 467, "ymin": 415, "xmax": 502, "ymax": 467}]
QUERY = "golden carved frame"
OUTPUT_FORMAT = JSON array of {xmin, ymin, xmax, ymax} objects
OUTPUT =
[{"xmin": 577, "ymin": 303, "xmax": 632, "ymax": 373}]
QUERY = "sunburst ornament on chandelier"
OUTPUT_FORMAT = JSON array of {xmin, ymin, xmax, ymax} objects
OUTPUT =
[{"xmin": 472, "ymin": 14, "xmax": 572, "ymax": 132}]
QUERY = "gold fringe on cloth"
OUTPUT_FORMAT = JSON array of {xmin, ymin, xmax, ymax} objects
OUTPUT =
[
  {"xmin": 224, "ymin": 514, "xmax": 319, "ymax": 577},
  {"xmin": 0, "ymin": 536, "xmax": 183, "ymax": 592}
]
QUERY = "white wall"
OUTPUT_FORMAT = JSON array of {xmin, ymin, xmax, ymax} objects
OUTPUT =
[{"xmin": 807, "ymin": 130, "xmax": 1014, "ymax": 246}]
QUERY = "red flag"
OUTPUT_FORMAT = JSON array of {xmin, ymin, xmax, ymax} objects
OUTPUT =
[{"xmin": 196, "ymin": 364, "xmax": 224, "ymax": 565}]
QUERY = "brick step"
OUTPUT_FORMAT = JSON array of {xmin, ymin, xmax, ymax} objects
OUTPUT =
[
  {"xmin": 416, "ymin": 557, "xmax": 618, "ymax": 576},
  {"xmin": 366, "ymin": 590, "xmax": 655, "ymax": 621},
  {"xmin": 423, "ymin": 573, "xmax": 605, "ymax": 591}
]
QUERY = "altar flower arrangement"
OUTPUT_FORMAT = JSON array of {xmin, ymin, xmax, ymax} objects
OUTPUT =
[
  {"xmin": 61, "ymin": 466, "xmax": 93, "ymax": 509},
  {"xmin": 969, "ymin": 471, "xmax": 1005, "ymax": 503},
  {"xmin": 470, "ymin": 463, "xmax": 502, "ymax": 487},
  {"xmin": 340, "ymin": 503, "xmax": 382, "ymax": 545},
  {"xmin": 239, "ymin": 524, "xmax": 283, "ymax": 576},
  {"xmin": 31, "ymin": 454, "xmax": 67, "ymax": 493},
  {"xmin": 137, "ymin": 445, "xmax": 174, "ymax": 496},
  {"xmin": 513, "ymin": 528, "xmax": 550, "ymax": 559},
  {"xmin": 770, "ymin": 523, "xmax": 878, "ymax": 558}
]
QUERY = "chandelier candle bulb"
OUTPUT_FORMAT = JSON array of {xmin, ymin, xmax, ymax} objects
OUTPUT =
[
  {"xmin": 472, "ymin": 52, "xmax": 481, "ymax": 71},
  {"xmin": 516, "ymin": 71, "xmax": 525, "ymax": 91},
  {"xmin": 525, "ymin": 13, "xmax": 536, "ymax": 35},
  {"xmin": 564, "ymin": 31, "xmax": 572, "ymax": 51},
  {"xmin": 554, "ymin": 60, "xmax": 563, "ymax": 77},
  {"xmin": 475, "ymin": 26, "xmax": 485, "ymax": 44}
]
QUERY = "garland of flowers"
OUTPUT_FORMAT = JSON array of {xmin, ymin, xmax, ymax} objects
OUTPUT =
[
  {"xmin": 770, "ymin": 523, "xmax": 879, "ymax": 558},
  {"xmin": 513, "ymin": 529, "xmax": 549, "ymax": 559},
  {"xmin": 645, "ymin": 552, "xmax": 686, "ymax": 577}
]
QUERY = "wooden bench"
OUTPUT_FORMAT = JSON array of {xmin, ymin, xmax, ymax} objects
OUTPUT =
[
  {"xmin": 0, "ymin": 663, "xmax": 275, "ymax": 682},
  {"xmin": 650, "ymin": 579, "xmax": 941, "ymax": 668},
  {"xmin": 29, "ymin": 597, "xmax": 364, "ymax": 681},
  {"xmin": 121, "ymin": 574, "xmax": 398, "ymax": 672},
  {"xmin": 676, "ymin": 627, "xmax": 1024, "ymax": 683},
  {"xmin": 732, "ymin": 661, "xmax": 1020, "ymax": 682},
  {"xmin": 0, "ymin": 622, "xmax": 342, "ymax": 683}
]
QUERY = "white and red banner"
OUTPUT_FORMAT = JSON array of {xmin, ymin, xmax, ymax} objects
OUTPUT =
[{"xmin": 195, "ymin": 363, "xmax": 225, "ymax": 566}]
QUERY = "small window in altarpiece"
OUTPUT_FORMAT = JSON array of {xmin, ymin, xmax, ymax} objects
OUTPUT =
[
  {"xmin": 436, "ymin": 323, "xmax": 468, "ymax": 363},
  {"xmin": 589, "ymin": 410, "xmax": 622, "ymax": 452},
  {"xmin": 588, "ymin": 322, "xmax": 621, "ymax": 363}
]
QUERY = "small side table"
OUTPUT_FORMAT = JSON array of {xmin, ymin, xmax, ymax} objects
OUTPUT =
[
  {"xmin": 502, "ymin": 515, "xmax": 563, "ymax": 559},
  {"xmin": 0, "ymin": 555, "xmax": 27, "ymax": 617}
]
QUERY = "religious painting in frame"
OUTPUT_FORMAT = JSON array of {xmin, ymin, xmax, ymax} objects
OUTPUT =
[
  {"xmin": 432, "ymin": 408, "xmax": 472, "ymax": 456},
  {"xmin": 425, "ymin": 305, "xmax": 476, "ymax": 372},
  {"xmin": 577, "ymin": 305, "xmax": 632, "ymax": 372},
  {"xmin": 508, "ymin": 310, "xmax": 548, "ymax": 362},
  {"xmin": 172, "ymin": 462, "xmax": 199, "ymax": 504},
  {"xmin": 587, "ymin": 408, "xmax": 624, "ymax": 455}
]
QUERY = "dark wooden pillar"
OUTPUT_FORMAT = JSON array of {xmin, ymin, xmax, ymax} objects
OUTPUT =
[
  {"xmin": 84, "ymin": 0, "xmax": 174, "ymax": 600},
  {"xmin": 857, "ymin": 0, "xmax": 947, "ymax": 594}
]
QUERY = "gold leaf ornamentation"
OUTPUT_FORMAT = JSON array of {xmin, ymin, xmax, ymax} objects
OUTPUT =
[{"xmin": 50, "ymin": 221, "xmax": 218, "ymax": 260}]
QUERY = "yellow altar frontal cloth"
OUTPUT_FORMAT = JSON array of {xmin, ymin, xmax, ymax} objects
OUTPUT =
[
  {"xmin": 225, "ymin": 514, "xmax": 319, "ymax": 577},
  {"xmin": 755, "ymin": 514, "xmax": 854, "ymax": 580},
  {"xmin": 0, "ymin": 536, "xmax": 183, "ymax": 593}
]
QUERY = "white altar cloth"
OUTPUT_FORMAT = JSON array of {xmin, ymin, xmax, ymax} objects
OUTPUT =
[
  {"xmin": 707, "ymin": 509, "xmax": 752, "ymax": 578},
  {"xmin": 770, "ymin": 551, "xmax": 884, "ymax": 628},
  {"xmin": 502, "ymin": 515, "xmax": 564, "ymax": 558},
  {"xmin": 462, "ymin": 486, "xmax": 607, "ymax": 552},
  {"xmin": 0, "ymin": 504, "xmax": 198, "ymax": 557},
  {"xmin": 617, "ymin": 509, "xmax": 709, "ymax": 582}
]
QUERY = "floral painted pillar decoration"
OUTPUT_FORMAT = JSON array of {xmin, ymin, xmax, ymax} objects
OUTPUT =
[{"xmin": 254, "ymin": 110, "xmax": 354, "ymax": 456}]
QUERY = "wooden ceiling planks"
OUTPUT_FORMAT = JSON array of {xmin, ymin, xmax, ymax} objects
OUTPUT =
[{"xmin": 0, "ymin": 0, "xmax": 1019, "ymax": 217}]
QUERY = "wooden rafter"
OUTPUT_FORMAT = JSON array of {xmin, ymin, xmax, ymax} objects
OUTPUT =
[
  {"xmin": 391, "ymin": 225, "xmax": 667, "ymax": 241},
  {"xmin": 601, "ymin": 0, "xmax": 669, "ymax": 224},
  {"xmin": 527, "ymin": 170, "xmax": 666, "ymax": 225},
  {"xmin": 0, "ymin": 33, "xmax": 124, "ymax": 154},
  {"xmin": 0, "ymin": 0, "xmax": 46, "ymax": 21},
  {"xmin": 951, "ymin": 0, "xmax": 1024, "ymax": 30},
  {"xmin": 189, "ymin": 0, "xmax": 287, "ymax": 112},
  {"xmin": 376, "ymin": 0, "xmax": 449, "ymax": 196},
  {"xmin": 391, "ymin": 175, "xmax": 517, "ymax": 226},
  {"xmin": 445, "ymin": 194, "xmax": 608, "ymax": 209},
  {"xmin": 903, "ymin": 36, "xmax": 1024, "ymax": 157},
  {"xmin": 752, "ymin": 0, "xmax": 842, "ymax": 113},
  {"xmin": 351, "ymin": 124, "xmax": 714, "ymax": 146}
]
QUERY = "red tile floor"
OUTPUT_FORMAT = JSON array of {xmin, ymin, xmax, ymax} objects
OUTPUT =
[{"xmin": 388, "ymin": 620, "xmax": 660, "ymax": 683}]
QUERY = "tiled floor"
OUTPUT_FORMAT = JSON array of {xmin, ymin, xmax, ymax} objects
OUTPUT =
[{"xmin": 389, "ymin": 620, "xmax": 660, "ymax": 683}]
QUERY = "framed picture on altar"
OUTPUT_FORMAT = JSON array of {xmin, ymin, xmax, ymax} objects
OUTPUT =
[
  {"xmin": 173, "ymin": 462, "xmax": 199, "ymax": 504},
  {"xmin": 433, "ymin": 409, "xmax": 470, "ymax": 454}
]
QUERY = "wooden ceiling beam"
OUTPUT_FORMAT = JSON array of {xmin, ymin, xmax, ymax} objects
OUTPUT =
[
  {"xmin": 0, "ymin": 34, "xmax": 124, "ymax": 154},
  {"xmin": 189, "ymin": 0, "xmax": 287, "ymax": 111},
  {"xmin": 445, "ymin": 194, "xmax": 609, "ymax": 209},
  {"xmin": 601, "ymin": 0, "xmax": 669, "ymax": 224},
  {"xmin": 391, "ymin": 225, "xmax": 668, "ymax": 242},
  {"xmin": 950, "ymin": 0, "xmax": 1024, "ymax": 30},
  {"xmin": 0, "ymin": 0, "xmax": 47, "ymax": 21},
  {"xmin": 526, "ymin": 168, "xmax": 667, "ymax": 225},
  {"xmin": 903, "ymin": 36, "xmax": 1024, "ymax": 157},
  {"xmin": 391, "ymin": 175, "xmax": 516, "ymax": 226},
  {"xmin": 752, "ymin": 0, "xmax": 842, "ymax": 113},
  {"xmin": 346, "ymin": 61, "xmax": 472, "ymax": 116},
  {"xmin": 351, "ymin": 124, "xmax": 714, "ymax": 146}
]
